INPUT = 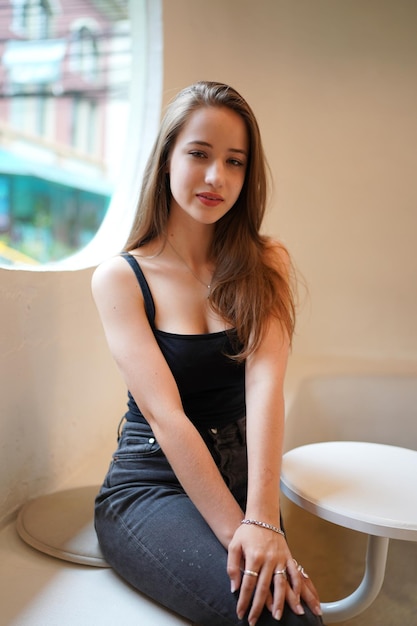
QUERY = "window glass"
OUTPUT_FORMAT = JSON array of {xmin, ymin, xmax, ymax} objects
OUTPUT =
[{"xmin": 0, "ymin": 0, "xmax": 156, "ymax": 267}]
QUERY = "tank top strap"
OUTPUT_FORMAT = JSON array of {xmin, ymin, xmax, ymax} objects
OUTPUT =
[{"xmin": 121, "ymin": 252, "xmax": 156, "ymax": 326}]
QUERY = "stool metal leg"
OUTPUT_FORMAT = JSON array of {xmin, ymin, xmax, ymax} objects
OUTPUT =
[{"xmin": 321, "ymin": 535, "xmax": 390, "ymax": 622}]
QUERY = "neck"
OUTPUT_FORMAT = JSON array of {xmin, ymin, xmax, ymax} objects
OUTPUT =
[
  {"xmin": 165, "ymin": 235, "xmax": 213, "ymax": 292},
  {"xmin": 166, "ymin": 202, "xmax": 216, "ymax": 251},
  {"xmin": 165, "ymin": 225, "xmax": 213, "ymax": 265}
]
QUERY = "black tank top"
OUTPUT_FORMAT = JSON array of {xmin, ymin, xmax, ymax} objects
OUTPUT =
[{"xmin": 122, "ymin": 253, "xmax": 246, "ymax": 429}]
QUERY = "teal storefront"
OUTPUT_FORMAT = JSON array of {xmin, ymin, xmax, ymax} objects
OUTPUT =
[{"xmin": 0, "ymin": 148, "xmax": 113, "ymax": 263}]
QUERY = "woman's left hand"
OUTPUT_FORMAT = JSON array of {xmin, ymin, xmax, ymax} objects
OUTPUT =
[
  {"xmin": 284, "ymin": 557, "xmax": 323, "ymax": 621},
  {"xmin": 227, "ymin": 524, "xmax": 322, "ymax": 625}
]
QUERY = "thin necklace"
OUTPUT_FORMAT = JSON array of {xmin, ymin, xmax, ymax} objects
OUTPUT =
[{"xmin": 167, "ymin": 239, "xmax": 211, "ymax": 292}]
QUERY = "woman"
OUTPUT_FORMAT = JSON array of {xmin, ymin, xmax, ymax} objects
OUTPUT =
[{"xmin": 92, "ymin": 81, "xmax": 324, "ymax": 626}]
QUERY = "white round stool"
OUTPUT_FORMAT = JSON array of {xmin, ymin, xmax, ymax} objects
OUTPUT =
[{"xmin": 16, "ymin": 485, "xmax": 109, "ymax": 567}]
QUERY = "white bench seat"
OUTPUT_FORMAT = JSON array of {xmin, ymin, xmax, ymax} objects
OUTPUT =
[{"xmin": 0, "ymin": 517, "xmax": 193, "ymax": 626}]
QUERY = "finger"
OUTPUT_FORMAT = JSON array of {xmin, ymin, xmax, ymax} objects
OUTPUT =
[
  {"xmin": 286, "ymin": 558, "xmax": 302, "ymax": 600},
  {"xmin": 285, "ymin": 560, "xmax": 305, "ymax": 616},
  {"xmin": 300, "ymin": 577, "xmax": 323, "ymax": 617},
  {"xmin": 285, "ymin": 582, "xmax": 306, "ymax": 617},
  {"xmin": 226, "ymin": 545, "xmax": 243, "ymax": 593},
  {"xmin": 247, "ymin": 570, "xmax": 273, "ymax": 625},
  {"xmin": 265, "ymin": 590, "xmax": 274, "ymax": 615},
  {"xmin": 271, "ymin": 568, "xmax": 288, "ymax": 621},
  {"xmin": 286, "ymin": 562, "xmax": 324, "ymax": 618},
  {"xmin": 292, "ymin": 560, "xmax": 322, "ymax": 613},
  {"xmin": 236, "ymin": 568, "xmax": 260, "ymax": 621}
]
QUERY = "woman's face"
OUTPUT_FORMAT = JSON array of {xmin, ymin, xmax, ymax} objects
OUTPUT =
[{"xmin": 167, "ymin": 106, "xmax": 249, "ymax": 226}]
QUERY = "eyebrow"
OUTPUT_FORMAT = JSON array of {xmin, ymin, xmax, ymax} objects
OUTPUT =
[{"xmin": 186, "ymin": 140, "xmax": 248, "ymax": 157}]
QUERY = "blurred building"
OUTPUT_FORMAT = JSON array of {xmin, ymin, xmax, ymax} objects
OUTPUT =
[{"xmin": 0, "ymin": 0, "xmax": 130, "ymax": 262}]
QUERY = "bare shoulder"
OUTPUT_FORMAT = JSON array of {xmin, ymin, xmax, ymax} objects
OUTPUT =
[
  {"xmin": 92, "ymin": 254, "xmax": 128, "ymax": 292},
  {"xmin": 91, "ymin": 254, "xmax": 142, "ymax": 309}
]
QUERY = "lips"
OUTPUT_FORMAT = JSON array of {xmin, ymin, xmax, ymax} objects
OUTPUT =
[{"xmin": 196, "ymin": 192, "xmax": 224, "ymax": 207}]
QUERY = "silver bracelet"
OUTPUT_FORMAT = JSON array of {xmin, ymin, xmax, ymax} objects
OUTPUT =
[{"xmin": 241, "ymin": 519, "xmax": 286, "ymax": 538}]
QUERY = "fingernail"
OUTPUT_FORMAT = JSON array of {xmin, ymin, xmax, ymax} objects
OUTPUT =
[
  {"xmin": 296, "ymin": 604, "xmax": 305, "ymax": 615},
  {"xmin": 274, "ymin": 609, "xmax": 282, "ymax": 621},
  {"xmin": 230, "ymin": 581, "xmax": 236, "ymax": 593},
  {"xmin": 315, "ymin": 604, "xmax": 323, "ymax": 616}
]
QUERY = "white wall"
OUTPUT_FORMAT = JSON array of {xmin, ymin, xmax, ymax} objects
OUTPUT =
[
  {"xmin": 0, "ymin": 267, "xmax": 126, "ymax": 522},
  {"xmin": 1, "ymin": 0, "xmax": 416, "ymax": 523}
]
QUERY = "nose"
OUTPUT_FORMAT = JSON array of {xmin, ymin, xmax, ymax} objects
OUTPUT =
[{"xmin": 205, "ymin": 159, "xmax": 224, "ymax": 188}]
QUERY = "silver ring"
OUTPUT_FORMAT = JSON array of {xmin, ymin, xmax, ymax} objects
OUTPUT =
[
  {"xmin": 243, "ymin": 569, "xmax": 259, "ymax": 578},
  {"xmin": 273, "ymin": 568, "xmax": 287, "ymax": 580},
  {"xmin": 297, "ymin": 564, "xmax": 309, "ymax": 579}
]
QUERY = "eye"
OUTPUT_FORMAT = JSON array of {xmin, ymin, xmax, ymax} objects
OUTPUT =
[
  {"xmin": 189, "ymin": 150, "xmax": 207, "ymax": 159},
  {"xmin": 228, "ymin": 158, "xmax": 245, "ymax": 167}
]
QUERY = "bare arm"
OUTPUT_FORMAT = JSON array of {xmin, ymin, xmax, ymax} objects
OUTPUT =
[
  {"xmin": 227, "ymin": 316, "xmax": 295, "ymax": 620},
  {"xmin": 92, "ymin": 257, "xmax": 243, "ymax": 548},
  {"xmin": 226, "ymin": 251, "xmax": 322, "ymax": 623}
]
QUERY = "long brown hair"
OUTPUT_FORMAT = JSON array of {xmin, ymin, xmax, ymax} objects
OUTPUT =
[{"xmin": 124, "ymin": 81, "xmax": 296, "ymax": 360}]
